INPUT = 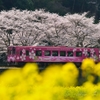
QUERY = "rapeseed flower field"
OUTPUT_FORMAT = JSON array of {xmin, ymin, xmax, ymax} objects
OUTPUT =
[{"xmin": 0, "ymin": 58, "xmax": 100, "ymax": 100}]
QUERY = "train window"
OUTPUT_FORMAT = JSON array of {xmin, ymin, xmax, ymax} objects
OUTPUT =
[
  {"xmin": 76, "ymin": 51, "xmax": 82, "ymax": 57},
  {"xmin": 26, "ymin": 50, "xmax": 29, "ymax": 56},
  {"xmin": 60, "ymin": 51, "xmax": 66, "ymax": 56},
  {"xmin": 36, "ymin": 50, "xmax": 42, "ymax": 56},
  {"xmin": 87, "ymin": 51, "xmax": 91, "ymax": 57},
  {"xmin": 12, "ymin": 47, "xmax": 15, "ymax": 54},
  {"xmin": 67, "ymin": 51, "xmax": 73, "ymax": 57},
  {"xmin": 20, "ymin": 51, "xmax": 22, "ymax": 55},
  {"xmin": 45, "ymin": 50, "xmax": 51, "ymax": 56},
  {"xmin": 52, "ymin": 51, "xmax": 58, "ymax": 56}
]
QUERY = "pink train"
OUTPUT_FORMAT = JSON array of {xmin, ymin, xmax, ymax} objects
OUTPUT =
[{"xmin": 7, "ymin": 46, "xmax": 100, "ymax": 66}]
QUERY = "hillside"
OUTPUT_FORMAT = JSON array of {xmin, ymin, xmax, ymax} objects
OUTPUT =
[{"xmin": 0, "ymin": 0, "xmax": 100, "ymax": 23}]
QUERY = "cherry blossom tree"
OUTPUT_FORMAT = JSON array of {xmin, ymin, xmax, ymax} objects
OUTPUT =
[
  {"xmin": 63, "ymin": 13, "xmax": 99, "ymax": 47},
  {"xmin": 0, "ymin": 8, "xmax": 99, "ymax": 54},
  {"xmin": 39, "ymin": 14, "xmax": 68, "ymax": 46},
  {"xmin": 40, "ymin": 12, "xmax": 100, "ymax": 47},
  {"xmin": 0, "ymin": 9, "xmax": 46, "ymax": 51},
  {"xmin": 93, "ymin": 23, "xmax": 100, "ymax": 47}
]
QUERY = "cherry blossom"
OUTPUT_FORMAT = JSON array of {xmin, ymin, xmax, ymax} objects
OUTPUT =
[
  {"xmin": 29, "ymin": 50, "xmax": 36, "ymax": 60},
  {"xmin": 20, "ymin": 54, "xmax": 26, "ymax": 61},
  {"xmin": 0, "ymin": 9, "xmax": 99, "ymax": 54}
]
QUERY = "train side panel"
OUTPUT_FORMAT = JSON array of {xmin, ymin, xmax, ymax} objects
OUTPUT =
[{"xmin": 7, "ymin": 46, "xmax": 100, "ymax": 63}]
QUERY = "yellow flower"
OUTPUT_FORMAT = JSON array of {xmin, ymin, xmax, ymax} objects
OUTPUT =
[
  {"xmin": 22, "ymin": 63, "xmax": 42, "ymax": 85},
  {"xmin": 81, "ymin": 58, "xmax": 95, "ymax": 72},
  {"xmin": 87, "ymin": 75, "xmax": 95, "ymax": 82},
  {"xmin": 41, "ymin": 64, "xmax": 62, "ymax": 87},
  {"xmin": 22, "ymin": 63, "xmax": 39, "ymax": 77},
  {"xmin": 82, "ymin": 96, "xmax": 94, "ymax": 100},
  {"xmin": 61, "ymin": 63, "xmax": 79, "ymax": 86},
  {"xmin": 0, "ymin": 69, "xmax": 22, "ymax": 87},
  {"xmin": 62, "ymin": 63, "xmax": 79, "ymax": 78},
  {"xmin": 0, "ymin": 69, "xmax": 23, "ymax": 100},
  {"xmin": 82, "ymin": 81, "xmax": 95, "ymax": 88}
]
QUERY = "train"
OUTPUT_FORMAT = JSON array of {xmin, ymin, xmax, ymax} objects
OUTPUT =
[{"xmin": 7, "ymin": 46, "xmax": 100, "ymax": 67}]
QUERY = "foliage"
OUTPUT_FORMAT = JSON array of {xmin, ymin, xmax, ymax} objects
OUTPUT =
[
  {"xmin": 1, "ymin": 0, "xmax": 34, "ymax": 10},
  {"xmin": 0, "ymin": 0, "xmax": 100, "ymax": 22},
  {"xmin": 1, "ymin": 58, "xmax": 100, "ymax": 100}
]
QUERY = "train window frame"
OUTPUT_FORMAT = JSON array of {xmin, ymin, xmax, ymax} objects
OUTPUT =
[
  {"xmin": 67, "ymin": 51, "xmax": 73, "ymax": 57},
  {"xmin": 52, "ymin": 51, "xmax": 58, "ymax": 56},
  {"xmin": 76, "ymin": 51, "xmax": 82, "ymax": 57},
  {"xmin": 60, "ymin": 51, "xmax": 66, "ymax": 56},
  {"xmin": 44, "ymin": 50, "xmax": 51, "ymax": 56},
  {"xmin": 26, "ymin": 50, "xmax": 29, "ymax": 56},
  {"xmin": 36, "ymin": 50, "xmax": 42, "ymax": 56}
]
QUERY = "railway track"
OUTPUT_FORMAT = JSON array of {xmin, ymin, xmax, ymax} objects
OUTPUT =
[
  {"xmin": 0, "ymin": 66, "xmax": 21, "ymax": 74},
  {"xmin": 0, "ymin": 66, "xmax": 20, "ymax": 69}
]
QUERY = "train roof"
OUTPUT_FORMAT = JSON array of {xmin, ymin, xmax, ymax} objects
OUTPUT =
[{"xmin": 8, "ymin": 46, "xmax": 98, "ymax": 49}]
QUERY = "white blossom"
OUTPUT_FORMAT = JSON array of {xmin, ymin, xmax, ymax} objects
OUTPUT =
[
  {"xmin": 20, "ymin": 54, "xmax": 26, "ymax": 61},
  {"xmin": 29, "ymin": 50, "xmax": 36, "ymax": 59}
]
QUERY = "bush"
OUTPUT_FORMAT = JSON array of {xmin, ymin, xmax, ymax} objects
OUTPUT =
[{"xmin": 0, "ymin": 58, "xmax": 100, "ymax": 100}]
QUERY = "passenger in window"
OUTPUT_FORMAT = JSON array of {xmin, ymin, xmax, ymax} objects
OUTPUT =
[
  {"xmin": 52, "ymin": 51, "xmax": 58, "ymax": 56},
  {"xmin": 36, "ymin": 50, "xmax": 42, "ymax": 56},
  {"xmin": 45, "ymin": 51, "xmax": 51, "ymax": 56},
  {"xmin": 76, "ymin": 51, "xmax": 82, "ymax": 57},
  {"xmin": 67, "ymin": 51, "xmax": 73, "ymax": 57}
]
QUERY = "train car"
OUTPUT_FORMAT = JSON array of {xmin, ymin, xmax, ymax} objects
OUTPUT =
[{"xmin": 7, "ymin": 46, "xmax": 100, "ymax": 66}]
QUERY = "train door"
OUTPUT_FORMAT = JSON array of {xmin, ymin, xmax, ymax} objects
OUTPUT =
[
  {"xmin": 7, "ymin": 46, "xmax": 16, "ymax": 66},
  {"xmin": 8, "ymin": 47, "xmax": 15, "ymax": 55}
]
